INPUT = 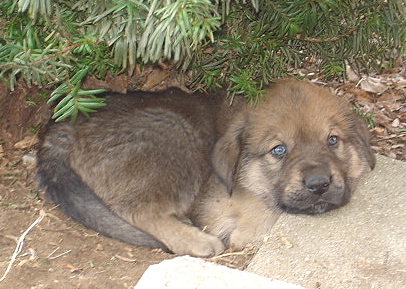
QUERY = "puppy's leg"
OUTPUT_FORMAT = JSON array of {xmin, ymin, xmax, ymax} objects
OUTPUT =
[
  {"xmin": 140, "ymin": 213, "xmax": 224, "ymax": 257},
  {"xmin": 195, "ymin": 179, "xmax": 281, "ymax": 251},
  {"xmin": 228, "ymin": 189, "xmax": 282, "ymax": 250},
  {"xmin": 113, "ymin": 204, "xmax": 225, "ymax": 257}
]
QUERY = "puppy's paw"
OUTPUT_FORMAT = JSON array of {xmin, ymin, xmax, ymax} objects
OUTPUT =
[
  {"xmin": 171, "ymin": 230, "xmax": 225, "ymax": 257},
  {"xmin": 192, "ymin": 234, "xmax": 225, "ymax": 257},
  {"xmin": 229, "ymin": 228, "xmax": 252, "ymax": 252}
]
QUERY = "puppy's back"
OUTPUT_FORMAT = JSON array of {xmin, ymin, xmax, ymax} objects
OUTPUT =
[{"xmin": 36, "ymin": 89, "xmax": 221, "ymax": 251}]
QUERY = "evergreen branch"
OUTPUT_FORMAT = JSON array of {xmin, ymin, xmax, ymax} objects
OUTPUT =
[
  {"xmin": 0, "ymin": 43, "xmax": 81, "ymax": 71},
  {"xmin": 297, "ymin": 28, "xmax": 358, "ymax": 43},
  {"xmin": 1, "ymin": 0, "xmax": 405, "ymax": 112},
  {"xmin": 49, "ymin": 67, "xmax": 107, "ymax": 122}
]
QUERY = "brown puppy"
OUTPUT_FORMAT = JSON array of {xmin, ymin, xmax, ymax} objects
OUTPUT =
[{"xmin": 36, "ymin": 79, "xmax": 375, "ymax": 257}]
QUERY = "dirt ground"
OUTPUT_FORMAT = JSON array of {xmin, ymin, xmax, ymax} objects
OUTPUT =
[
  {"xmin": 0, "ymin": 149, "xmax": 171, "ymax": 289},
  {"xmin": 0, "ymin": 67, "xmax": 405, "ymax": 288},
  {"xmin": 0, "ymin": 149, "xmax": 255, "ymax": 289}
]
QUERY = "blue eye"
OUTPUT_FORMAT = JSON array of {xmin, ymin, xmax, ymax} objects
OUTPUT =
[
  {"xmin": 328, "ymin": 135, "xmax": 339, "ymax": 147},
  {"xmin": 271, "ymin": 144, "xmax": 287, "ymax": 158}
]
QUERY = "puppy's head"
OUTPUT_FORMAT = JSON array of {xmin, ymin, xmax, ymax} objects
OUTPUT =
[{"xmin": 212, "ymin": 79, "xmax": 375, "ymax": 214}]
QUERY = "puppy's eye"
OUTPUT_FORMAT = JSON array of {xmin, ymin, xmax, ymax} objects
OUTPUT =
[
  {"xmin": 328, "ymin": 135, "xmax": 339, "ymax": 147},
  {"xmin": 270, "ymin": 144, "xmax": 287, "ymax": 158}
]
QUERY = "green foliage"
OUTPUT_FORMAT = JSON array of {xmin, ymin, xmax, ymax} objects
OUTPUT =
[
  {"xmin": 0, "ymin": 0, "xmax": 223, "ymax": 120},
  {"xmin": 0, "ymin": 0, "xmax": 405, "ymax": 121},
  {"xmin": 139, "ymin": 0, "xmax": 221, "ymax": 68},
  {"xmin": 48, "ymin": 67, "xmax": 107, "ymax": 122},
  {"xmin": 354, "ymin": 107, "xmax": 376, "ymax": 129},
  {"xmin": 192, "ymin": 0, "xmax": 406, "ymax": 96}
]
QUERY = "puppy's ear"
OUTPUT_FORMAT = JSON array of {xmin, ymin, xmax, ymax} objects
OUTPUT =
[
  {"xmin": 212, "ymin": 116, "xmax": 246, "ymax": 194},
  {"xmin": 351, "ymin": 114, "xmax": 376, "ymax": 170}
]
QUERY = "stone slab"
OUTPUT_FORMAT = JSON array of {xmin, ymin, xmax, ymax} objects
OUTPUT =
[
  {"xmin": 247, "ymin": 155, "xmax": 406, "ymax": 289},
  {"xmin": 135, "ymin": 256, "xmax": 304, "ymax": 289}
]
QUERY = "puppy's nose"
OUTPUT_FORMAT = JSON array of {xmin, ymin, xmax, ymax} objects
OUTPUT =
[{"xmin": 305, "ymin": 174, "xmax": 330, "ymax": 195}]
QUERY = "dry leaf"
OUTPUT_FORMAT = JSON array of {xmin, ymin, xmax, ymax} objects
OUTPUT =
[
  {"xmin": 63, "ymin": 264, "xmax": 83, "ymax": 273},
  {"xmin": 345, "ymin": 61, "xmax": 360, "ymax": 82},
  {"xmin": 391, "ymin": 118, "xmax": 400, "ymax": 127},
  {"xmin": 358, "ymin": 77, "xmax": 389, "ymax": 94},
  {"xmin": 378, "ymin": 92, "xmax": 404, "ymax": 102},
  {"xmin": 14, "ymin": 135, "xmax": 38, "ymax": 149}
]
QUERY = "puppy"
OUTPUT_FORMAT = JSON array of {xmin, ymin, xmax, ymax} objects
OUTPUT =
[{"xmin": 36, "ymin": 80, "xmax": 375, "ymax": 256}]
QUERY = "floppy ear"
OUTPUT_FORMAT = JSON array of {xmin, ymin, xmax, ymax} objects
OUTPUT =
[
  {"xmin": 211, "ymin": 116, "xmax": 246, "ymax": 194},
  {"xmin": 351, "ymin": 114, "xmax": 376, "ymax": 170}
]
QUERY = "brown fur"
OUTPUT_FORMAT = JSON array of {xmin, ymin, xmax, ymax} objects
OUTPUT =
[{"xmin": 36, "ymin": 79, "xmax": 375, "ymax": 257}]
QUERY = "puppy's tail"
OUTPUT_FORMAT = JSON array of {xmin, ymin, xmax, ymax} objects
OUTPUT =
[{"xmin": 36, "ymin": 123, "xmax": 168, "ymax": 251}]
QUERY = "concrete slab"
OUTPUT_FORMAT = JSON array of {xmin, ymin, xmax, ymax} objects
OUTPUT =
[
  {"xmin": 135, "ymin": 256, "xmax": 304, "ymax": 289},
  {"xmin": 247, "ymin": 155, "xmax": 406, "ymax": 289}
]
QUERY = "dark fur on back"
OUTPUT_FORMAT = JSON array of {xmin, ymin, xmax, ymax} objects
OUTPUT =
[
  {"xmin": 37, "ymin": 88, "xmax": 224, "ymax": 256},
  {"xmin": 37, "ymin": 111, "xmax": 168, "ymax": 251}
]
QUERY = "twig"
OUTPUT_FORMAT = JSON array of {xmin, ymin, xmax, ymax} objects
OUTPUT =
[
  {"xmin": 46, "ymin": 247, "xmax": 60, "ymax": 259},
  {"xmin": 114, "ymin": 254, "xmax": 137, "ymax": 263},
  {"xmin": 0, "ymin": 210, "xmax": 46, "ymax": 282},
  {"xmin": 209, "ymin": 251, "xmax": 248, "ymax": 260},
  {"xmin": 47, "ymin": 248, "xmax": 72, "ymax": 260}
]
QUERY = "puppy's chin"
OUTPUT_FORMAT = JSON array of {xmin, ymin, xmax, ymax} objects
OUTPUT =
[
  {"xmin": 279, "ymin": 202, "xmax": 342, "ymax": 215},
  {"xmin": 276, "ymin": 183, "xmax": 351, "ymax": 215}
]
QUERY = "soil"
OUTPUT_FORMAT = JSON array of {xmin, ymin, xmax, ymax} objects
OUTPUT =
[
  {"xmin": 0, "ymin": 149, "xmax": 170, "ymax": 289},
  {"xmin": 0, "ymin": 68, "xmax": 404, "ymax": 288},
  {"xmin": 0, "ymin": 143, "xmax": 254, "ymax": 289}
]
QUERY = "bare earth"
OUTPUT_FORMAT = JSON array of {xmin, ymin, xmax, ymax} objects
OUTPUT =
[
  {"xmin": 0, "ymin": 149, "xmax": 256, "ymax": 289},
  {"xmin": 0, "ymin": 151, "xmax": 172, "ymax": 289}
]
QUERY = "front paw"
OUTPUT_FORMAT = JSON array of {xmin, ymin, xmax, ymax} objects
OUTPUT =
[
  {"xmin": 229, "ymin": 228, "xmax": 254, "ymax": 252},
  {"xmin": 170, "ymin": 229, "xmax": 225, "ymax": 257}
]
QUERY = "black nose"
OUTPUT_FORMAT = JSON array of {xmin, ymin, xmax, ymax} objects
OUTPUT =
[{"xmin": 305, "ymin": 174, "xmax": 330, "ymax": 195}]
